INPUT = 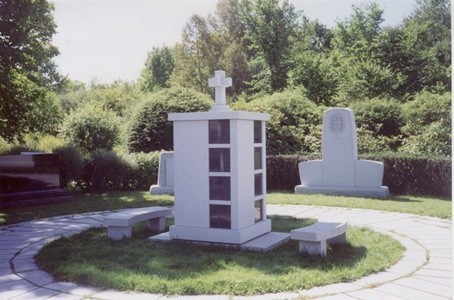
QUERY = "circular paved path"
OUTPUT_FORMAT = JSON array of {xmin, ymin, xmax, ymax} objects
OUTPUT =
[{"xmin": 1, "ymin": 205, "xmax": 452, "ymax": 299}]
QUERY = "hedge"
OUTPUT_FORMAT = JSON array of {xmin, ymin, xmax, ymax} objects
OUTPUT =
[
  {"xmin": 56, "ymin": 145, "xmax": 451, "ymax": 197},
  {"xmin": 266, "ymin": 154, "xmax": 452, "ymax": 197},
  {"xmin": 55, "ymin": 145, "xmax": 160, "ymax": 192}
]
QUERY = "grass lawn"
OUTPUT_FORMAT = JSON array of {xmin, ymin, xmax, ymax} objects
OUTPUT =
[
  {"xmin": 0, "ymin": 191, "xmax": 173, "ymax": 225},
  {"xmin": 0, "ymin": 191, "xmax": 450, "ymax": 225},
  {"xmin": 36, "ymin": 216, "xmax": 404, "ymax": 296},
  {"xmin": 267, "ymin": 192, "xmax": 452, "ymax": 219}
]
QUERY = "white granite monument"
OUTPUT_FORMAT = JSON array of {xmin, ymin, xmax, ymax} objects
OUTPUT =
[
  {"xmin": 150, "ymin": 151, "xmax": 174, "ymax": 195},
  {"xmin": 295, "ymin": 108, "xmax": 390, "ymax": 198},
  {"xmin": 151, "ymin": 70, "xmax": 290, "ymax": 251}
]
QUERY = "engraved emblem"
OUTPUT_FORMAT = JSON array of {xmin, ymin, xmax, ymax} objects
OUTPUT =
[{"xmin": 329, "ymin": 112, "xmax": 345, "ymax": 135}]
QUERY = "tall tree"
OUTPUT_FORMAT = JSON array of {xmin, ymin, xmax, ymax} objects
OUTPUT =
[
  {"xmin": 216, "ymin": 0, "xmax": 251, "ymax": 97},
  {"xmin": 170, "ymin": 15, "xmax": 222, "ymax": 94},
  {"xmin": 139, "ymin": 46, "xmax": 174, "ymax": 92},
  {"xmin": 0, "ymin": 0, "xmax": 61, "ymax": 141},
  {"xmin": 400, "ymin": 0, "xmax": 451, "ymax": 93},
  {"xmin": 329, "ymin": 3, "xmax": 398, "ymax": 102},
  {"xmin": 239, "ymin": 0, "xmax": 299, "ymax": 92},
  {"xmin": 290, "ymin": 19, "xmax": 337, "ymax": 105}
]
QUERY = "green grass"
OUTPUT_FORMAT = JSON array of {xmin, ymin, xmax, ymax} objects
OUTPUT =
[
  {"xmin": 267, "ymin": 192, "xmax": 452, "ymax": 219},
  {"xmin": 36, "ymin": 216, "xmax": 404, "ymax": 296},
  {"xmin": 1, "ymin": 191, "xmax": 450, "ymax": 225},
  {"xmin": 0, "ymin": 191, "xmax": 173, "ymax": 225}
]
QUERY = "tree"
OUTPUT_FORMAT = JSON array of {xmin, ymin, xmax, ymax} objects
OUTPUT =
[
  {"xmin": 290, "ymin": 19, "xmax": 336, "ymax": 105},
  {"xmin": 170, "ymin": 15, "xmax": 222, "ymax": 94},
  {"xmin": 400, "ymin": 0, "xmax": 451, "ymax": 93},
  {"xmin": 0, "ymin": 0, "xmax": 61, "ymax": 141},
  {"xmin": 216, "ymin": 0, "xmax": 252, "ymax": 97},
  {"xmin": 239, "ymin": 0, "xmax": 299, "ymax": 91},
  {"xmin": 329, "ymin": 3, "xmax": 399, "ymax": 103},
  {"xmin": 139, "ymin": 46, "xmax": 174, "ymax": 92}
]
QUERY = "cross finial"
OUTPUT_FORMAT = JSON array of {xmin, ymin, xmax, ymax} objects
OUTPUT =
[{"xmin": 208, "ymin": 70, "xmax": 232, "ymax": 112}]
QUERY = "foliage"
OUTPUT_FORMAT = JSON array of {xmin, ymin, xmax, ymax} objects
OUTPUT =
[
  {"xmin": 82, "ymin": 149, "xmax": 134, "ymax": 192},
  {"xmin": 36, "ymin": 218, "xmax": 402, "ymax": 295},
  {"xmin": 53, "ymin": 145, "xmax": 160, "ymax": 192},
  {"xmin": 400, "ymin": 121, "xmax": 451, "ymax": 156},
  {"xmin": 128, "ymin": 86, "xmax": 212, "ymax": 153},
  {"xmin": 364, "ymin": 153, "xmax": 452, "ymax": 197},
  {"xmin": 170, "ymin": 15, "xmax": 223, "ymax": 94},
  {"xmin": 400, "ymin": 91, "xmax": 451, "ymax": 156},
  {"xmin": 399, "ymin": 0, "xmax": 451, "ymax": 92},
  {"xmin": 58, "ymin": 81, "xmax": 142, "ymax": 116},
  {"xmin": 122, "ymin": 151, "xmax": 160, "ymax": 190},
  {"xmin": 60, "ymin": 103, "xmax": 122, "ymax": 152},
  {"xmin": 0, "ymin": 133, "xmax": 66, "ymax": 155},
  {"xmin": 161, "ymin": 0, "xmax": 450, "ymax": 105},
  {"xmin": 53, "ymin": 145, "xmax": 86, "ymax": 189},
  {"xmin": 232, "ymin": 90, "xmax": 323, "ymax": 154},
  {"xmin": 1, "ymin": 72, "xmax": 63, "ymax": 141},
  {"xmin": 289, "ymin": 51, "xmax": 337, "ymax": 105},
  {"xmin": 139, "ymin": 47, "xmax": 175, "ymax": 92},
  {"xmin": 0, "ymin": 0, "xmax": 63, "ymax": 141},
  {"xmin": 352, "ymin": 98, "xmax": 403, "ymax": 137},
  {"xmin": 355, "ymin": 126, "xmax": 402, "ymax": 154},
  {"xmin": 239, "ymin": 0, "xmax": 299, "ymax": 91},
  {"xmin": 351, "ymin": 98, "xmax": 404, "ymax": 152}
]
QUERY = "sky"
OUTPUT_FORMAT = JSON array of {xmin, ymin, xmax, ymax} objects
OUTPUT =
[{"xmin": 51, "ymin": 0, "xmax": 417, "ymax": 84}]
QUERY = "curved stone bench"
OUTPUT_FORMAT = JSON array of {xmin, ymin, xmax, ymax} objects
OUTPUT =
[
  {"xmin": 104, "ymin": 207, "xmax": 173, "ymax": 240},
  {"xmin": 290, "ymin": 221, "xmax": 347, "ymax": 257}
]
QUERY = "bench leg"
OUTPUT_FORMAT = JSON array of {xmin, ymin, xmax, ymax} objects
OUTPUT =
[
  {"xmin": 108, "ymin": 226, "xmax": 132, "ymax": 240},
  {"xmin": 298, "ymin": 240, "xmax": 327, "ymax": 257},
  {"xmin": 147, "ymin": 217, "xmax": 166, "ymax": 233},
  {"xmin": 327, "ymin": 232, "xmax": 346, "ymax": 245}
]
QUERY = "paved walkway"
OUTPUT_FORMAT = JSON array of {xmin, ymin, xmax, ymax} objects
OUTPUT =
[{"xmin": 1, "ymin": 205, "xmax": 452, "ymax": 300}]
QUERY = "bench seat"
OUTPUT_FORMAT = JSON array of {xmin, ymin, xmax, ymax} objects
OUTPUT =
[
  {"xmin": 104, "ymin": 207, "xmax": 173, "ymax": 240},
  {"xmin": 290, "ymin": 221, "xmax": 347, "ymax": 257}
]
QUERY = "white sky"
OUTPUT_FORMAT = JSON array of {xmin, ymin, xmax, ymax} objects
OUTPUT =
[{"xmin": 51, "ymin": 0, "xmax": 416, "ymax": 84}]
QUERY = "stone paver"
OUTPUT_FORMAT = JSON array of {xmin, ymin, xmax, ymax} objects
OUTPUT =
[{"xmin": 0, "ymin": 205, "xmax": 452, "ymax": 299}]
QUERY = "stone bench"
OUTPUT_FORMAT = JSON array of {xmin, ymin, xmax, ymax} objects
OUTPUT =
[
  {"xmin": 290, "ymin": 221, "xmax": 347, "ymax": 257},
  {"xmin": 104, "ymin": 207, "xmax": 173, "ymax": 240}
]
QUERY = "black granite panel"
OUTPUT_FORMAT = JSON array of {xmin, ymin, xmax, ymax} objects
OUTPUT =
[{"xmin": 0, "ymin": 153, "xmax": 60, "ymax": 194}]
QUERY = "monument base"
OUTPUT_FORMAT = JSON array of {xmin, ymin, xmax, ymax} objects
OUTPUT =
[
  {"xmin": 168, "ymin": 219, "xmax": 271, "ymax": 245},
  {"xmin": 149, "ymin": 230, "xmax": 290, "ymax": 252},
  {"xmin": 294, "ymin": 185, "xmax": 390, "ymax": 199},
  {"xmin": 149, "ymin": 185, "xmax": 174, "ymax": 196}
]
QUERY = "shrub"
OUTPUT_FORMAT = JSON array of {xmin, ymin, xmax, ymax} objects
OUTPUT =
[
  {"xmin": 59, "ymin": 81, "xmax": 142, "ymax": 116},
  {"xmin": 82, "ymin": 149, "xmax": 133, "ymax": 192},
  {"xmin": 400, "ymin": 121, "xmax": 451, "ymax": 156},
  {"xmin": 53, "ymin": 145, "xmax": 86, "ymax": 189},
  {"xmin": 266, "ymin": 155, "xmax": 317, "ymax": 190},
  {"xmin": 122, "ymin": 151, "xmax": 160, "ymax": 190},
  {"xmin": 61, "ymin": 103, "xmax": 121, "ymax": 152},
  {"xmin": 351, "ymin": 98, "xmax": 403, "ymax": 137},
  {"xmin": 400, "ymin": 91, "xmax": 451, "ymax": 156},
  {"xmin": 401, "ymin": 91, "xmax": 451, "ymax": 131},
  {"xmin": 128, "ymin": 86, "xmax": 212, "ymax": 152},
  {"xmin": 363, "ymin": 153, "xmax": 451, "ymax": 197},
  {"xmin": 356, "ymin": 126, "xmax": 402, "ymax": 154},
  {"xmin": 232, "ymin": 90, "xmax": 323, "ymax": 155}
]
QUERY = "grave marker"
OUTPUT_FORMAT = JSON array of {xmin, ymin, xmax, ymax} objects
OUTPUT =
[{"xmin": 295, "ymin": 108, "xmax": 390, "ymax": 198}]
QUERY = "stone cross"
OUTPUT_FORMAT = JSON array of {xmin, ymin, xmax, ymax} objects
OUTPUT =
[{"xmin": 208, "ymin": 70, "xmax": 232, "ymax": 112}]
